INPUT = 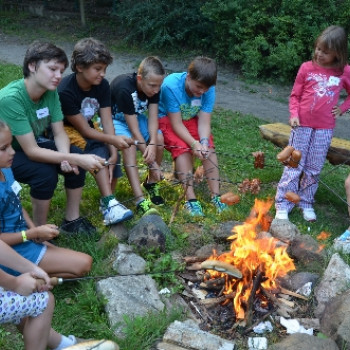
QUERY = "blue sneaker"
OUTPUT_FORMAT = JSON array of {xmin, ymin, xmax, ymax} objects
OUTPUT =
[
  {"xmin": 335, "ymin": 229, "xmax": 350, "ymax": 242},
  {"xmin": 184, "ymin": 200, "xmax": 204, "ymax": 217},
  {"xmin": 211, "ymin": 195, "xmax": 228, "ymax": 213}
]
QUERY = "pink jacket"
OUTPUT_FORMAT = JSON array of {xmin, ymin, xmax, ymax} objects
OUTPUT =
[{"xmin": 289, "ymin": 61, "xmax": 350, "ymax": 129}]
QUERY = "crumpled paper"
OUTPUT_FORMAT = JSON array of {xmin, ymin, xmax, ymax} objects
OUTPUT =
[
  {"xmin": 296, "ymin": 282, "xmax": 312, "ymax": 297},
  {"xmin": 280, "ymin": 316, "xmax": 313, "ymax": 335},
  {"xmin": 253, "ymin": 321, "xmax": 273, "ymax": 334},
  {"xmin": 248, "ymin": 337, "xmax": 268, "ymax": 350}
]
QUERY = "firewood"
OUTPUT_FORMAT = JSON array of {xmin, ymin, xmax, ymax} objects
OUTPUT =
[
  {"xmin": 200, "ymin": 277, "xmax": 225, "ymax": 290},
  {"xmin": 199, "ymin": 293, "xmax": 235, "ymax": 308},
  {"xmin": 276, "ymin": 307, "xmax": 291, "ymax": 318},
  {"xmin": 277, "ymin": 298, "xmax": 295, "ymax": 308},
  {"xmin": 186, "ymin": 262, "xmax": 203, "ymax": 271},
  {"xmin": 244, "ymin": 269, "xmax": 263, "ymax": 326},
  {"xmin": 183, "ymin": 256, "xmax": 208, "ymax": 264},
  {"xmin": 279, "ymin": 287, "xmax": 309, "ymax": 301}
]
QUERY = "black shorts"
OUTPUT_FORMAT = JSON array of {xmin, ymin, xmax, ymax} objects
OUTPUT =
[{"xmin": 12, "ymin": 141, "xmax": 86, "ymax": 200}]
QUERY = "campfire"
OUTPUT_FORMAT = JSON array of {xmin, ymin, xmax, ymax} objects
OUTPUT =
[{"xmin": 183, "ymin": 199, "xmax": 298, "ymax": 329}]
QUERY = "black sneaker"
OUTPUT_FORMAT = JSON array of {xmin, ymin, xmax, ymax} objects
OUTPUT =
[
  {"xmin": 143, "ymin": 181, "xmax": 164, "ymax": 205},
  {"xmin": 60, "ymin": 217, "xmax": 96, "ymax": 235}
]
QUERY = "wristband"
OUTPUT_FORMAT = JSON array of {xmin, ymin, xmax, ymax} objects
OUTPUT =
[
  {"xmin": 200, "ymin": 137, "xmax": 209, "ymax": 145},
  {"xmin": 21, "ymin": 230, "xmax": 28, "ymax": 242},
  {"xmin": 191, "ymin": 140, "xmax": 199, "ymax": 150}
]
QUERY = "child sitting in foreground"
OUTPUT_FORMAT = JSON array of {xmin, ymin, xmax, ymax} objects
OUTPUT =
[
  {"xmin": 0, "ymin": 240, "xmax": 81, "ymax": 350},
  {"xmin": 0, "ymin": 120, "xmax": 92, "ymax": 279}
]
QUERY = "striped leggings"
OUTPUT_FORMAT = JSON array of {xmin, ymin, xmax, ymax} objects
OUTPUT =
[{"xmin": 275, "ymin": 127, "xmax": 333, "ymax": 212}]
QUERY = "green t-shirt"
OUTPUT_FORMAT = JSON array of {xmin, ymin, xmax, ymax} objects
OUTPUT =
[{"xmin": 0, "ymin": 78, "xmax": 64, "ymax": 150}]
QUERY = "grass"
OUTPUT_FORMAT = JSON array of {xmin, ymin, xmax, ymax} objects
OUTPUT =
[{"xmin": 0, "ymin": 56, "xmax": 350, "ymax": 349}]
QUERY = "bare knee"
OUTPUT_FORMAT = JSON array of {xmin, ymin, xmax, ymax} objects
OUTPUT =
[{"xmin": 76, "ymin": 254, "xmax": 93, "ymax": 276}]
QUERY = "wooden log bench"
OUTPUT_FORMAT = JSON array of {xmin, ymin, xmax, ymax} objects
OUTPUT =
[{"xmin": 259, "ymin": 123, "xmax": 350, "ymax": 166}]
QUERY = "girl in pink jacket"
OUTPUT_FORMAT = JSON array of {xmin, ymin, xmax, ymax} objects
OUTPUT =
[{"xmin": 275, "ymin": 25, "xmax": 350, "ymax": 222}]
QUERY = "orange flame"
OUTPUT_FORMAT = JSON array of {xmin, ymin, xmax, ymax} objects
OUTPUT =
[{"xmin": 205, "ymin": 199, "xmax": 295, "ymax": 319}]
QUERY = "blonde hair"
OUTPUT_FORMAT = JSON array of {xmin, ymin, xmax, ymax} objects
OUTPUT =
[
  {"xmin": 137, "ymin": 56, "xmax": 165, "ymax": 79},
  {"xmin": 313, "ymin": 25, "xmax": 348, "ymax": 71}
]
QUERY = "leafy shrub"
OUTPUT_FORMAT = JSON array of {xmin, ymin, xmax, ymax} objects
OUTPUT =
[
  {"xmin": 202, "ymin": 0, "xmax": 350, "ymax": 82},
  {"xmin": 113, "ymin": 0, "xmax": 214, "ymax": 52}
]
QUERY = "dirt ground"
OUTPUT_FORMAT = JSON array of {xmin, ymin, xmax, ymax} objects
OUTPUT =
[{"xmin": 0, "ymin": 31, "xmax": 349, "ymax": 140}]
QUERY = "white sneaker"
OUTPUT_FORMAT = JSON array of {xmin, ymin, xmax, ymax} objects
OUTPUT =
[
  {"xmin": 102, "ymin": 199, "xmax": 133, "ymax": 225},
  {"xmin": 302, "ymin": 208, "xmax": 316, "ymax": 222},
  {"xmin": 275, "ymin": 209, "xmax": 288, "ymax": 220}
]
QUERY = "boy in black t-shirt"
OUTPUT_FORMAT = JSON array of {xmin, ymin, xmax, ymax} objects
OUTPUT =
[
  {"xmin": 110, "ymin": 56, "xmax": 165, "ymax": 216},
  {"xmin": 58, "ymin": 38, "xmax": 133, "ymax": 225}
]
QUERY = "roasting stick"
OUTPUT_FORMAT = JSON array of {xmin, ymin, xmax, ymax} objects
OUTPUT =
[{"xmin": 34, "ymin": 269, "xmax": 182, "ymax": 289}]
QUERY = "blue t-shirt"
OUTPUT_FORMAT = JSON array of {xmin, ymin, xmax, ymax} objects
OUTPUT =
[
  {"xmin": 158, "ymin": 72, "xmax": 215, "ymax": 120},
  {"xmin": 0, "ymin": 168, "xmax": 46, "ymax": 276}
]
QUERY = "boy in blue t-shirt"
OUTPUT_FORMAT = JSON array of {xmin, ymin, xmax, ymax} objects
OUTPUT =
[{"xmin": 158, "ymin": 56, "xmax": 228, "ymax": 216}]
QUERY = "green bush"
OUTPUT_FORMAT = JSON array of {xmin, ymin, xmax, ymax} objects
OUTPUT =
[
  {"xmin": 113, "ymin": 0, "xmax": 214, "ymax": 52},
  {"xmin": 202, "ymin": 0, "xmax": 350, "ymax": 82}
]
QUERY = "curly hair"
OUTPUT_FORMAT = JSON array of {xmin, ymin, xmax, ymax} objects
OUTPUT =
[{"xmin": 70, "ymin": 37, "xmax": 113, "ymax": 72}]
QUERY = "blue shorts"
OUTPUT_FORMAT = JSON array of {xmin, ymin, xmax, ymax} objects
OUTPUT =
[
  {"xmin": 113, "ymin": 114, "xmax": 150, "ymax": 142},
  {"xmin": 0, "ymin": 240, "xmax": 47, "ymax": 276}
]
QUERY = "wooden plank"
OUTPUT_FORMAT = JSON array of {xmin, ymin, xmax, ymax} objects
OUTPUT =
[{"xmin": 259, "ymin": 123, "xmax": 350, "ymax": 166}]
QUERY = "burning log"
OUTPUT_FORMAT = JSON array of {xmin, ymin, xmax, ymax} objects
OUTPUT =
[
  {"xmin": 200, "ymin": 199, "xmax": 295, "ymax": 324},
  {"xmin": 200, "ymin": 277, "xmax": 226, "ymax": 291},
  {"xmin": 244, "ymin": 269, "xmax": 264, "ymax": 326},
  {"xmin": 199, "ymin": 293, "xmax": 235, "ymax": 309}
]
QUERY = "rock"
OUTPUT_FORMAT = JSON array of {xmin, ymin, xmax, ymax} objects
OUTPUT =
[
  {"xmin": 159, "ymin": 319, "xmax": 235, "ymax": 350},
  {"xmin": 211, "ymin": 221, "xmax": 244, "ymax": 241},
  {"xmin": 314, "ymin": 253, "xmax": 350, "ymax": 317},
  {"xmin": 112, "ymin": 244, "xmax": 146, "ymax": 275},
  {"xmin": 269, "ymin": 333, "xmax": 339, "ymax": 350},
  {"xmin": 280, "ymin": 271, "xmax": 319, "ymax": 291},
  {"xmin": 320, "ymin": 288, "xmax": 350, "ymax": 349},
  {"xmin": 96, "ymin": 275, "xmax": 164, "ymax": 338},
  {"xmin": 128, "ymin": 214, "xmax": 173, "ymax": 252},
  {"xmin": 269, "ymin": 219, "xmax": 300, "ymax": 243},
  {"xmin": 195, "ymin": 243, "xmax": 225, "ymax": 259},
  {"xmin": 288, "ymin": 233, "xmax": 327, "ymax": 263}
]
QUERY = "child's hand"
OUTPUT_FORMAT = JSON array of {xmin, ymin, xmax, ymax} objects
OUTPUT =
[
  {"xmin": 289, "ymin": 117, "xmax": 300, "ymax": 127},
  {"xmin": 14, "ymin": 273, "xmax": 41, "ymax": 295},
  {"xmin": 143, "ymin": 144, "xmax": 156, "ymax": 164},
  {"xmin": 75, "ymin": 154, "xmax": 105, "ymax": 174},
  {"xmin": 29, "ymin": 224, "xmax": 59, "ymax": 243},
  {"xmin": 332, "ymin": 106, "xmax": 342, "ymax": 117},
  {"xmin": 192, "ymin": 142, "xmax": 208, "ymax": 161},
  {"xmin": 113, "ymin": 135, "xmax": 132, "ymax": 149}
]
